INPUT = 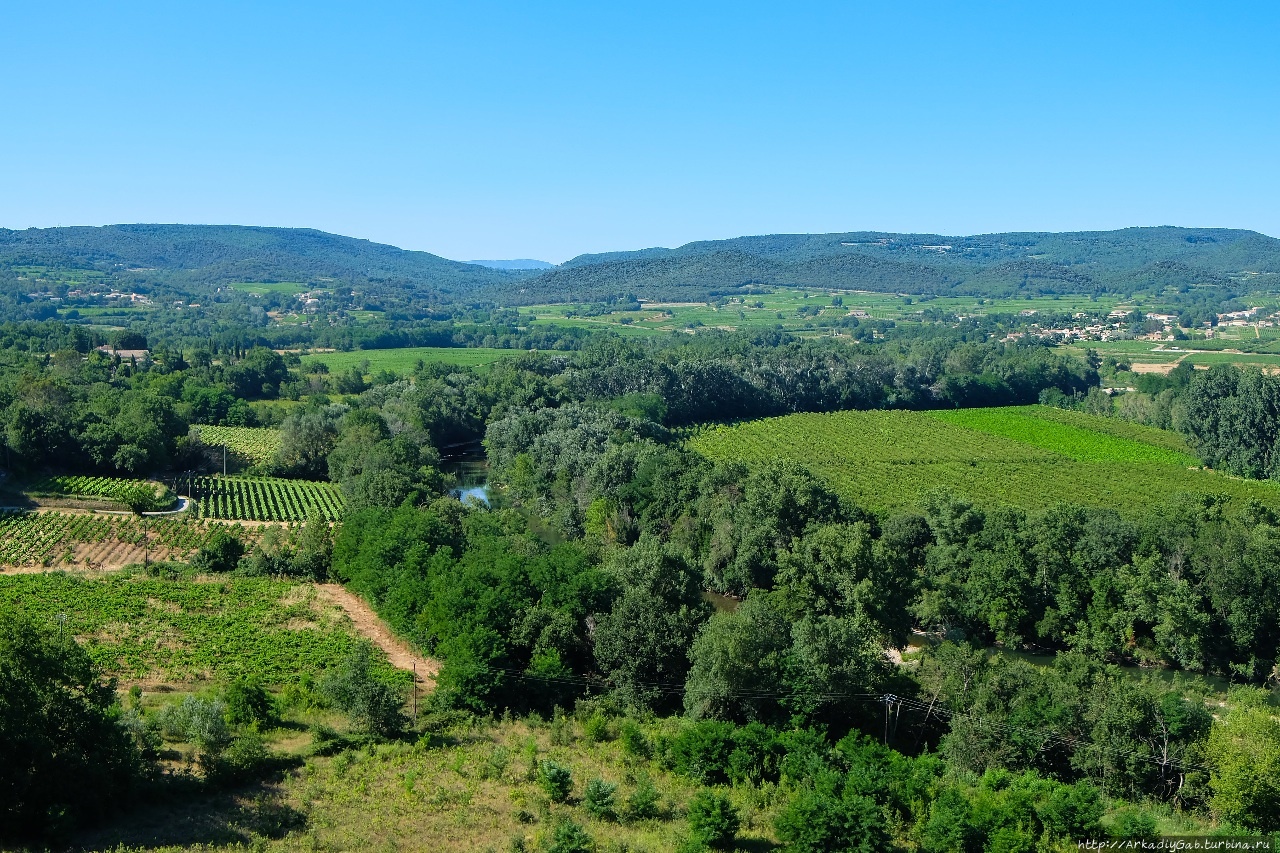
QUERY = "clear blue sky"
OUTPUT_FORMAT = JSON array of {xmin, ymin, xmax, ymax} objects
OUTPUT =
[{"xmin": 2, "ymin": 2, "xmax": 1277, "ymax": 263}]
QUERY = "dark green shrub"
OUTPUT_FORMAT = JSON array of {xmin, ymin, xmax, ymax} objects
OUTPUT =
[
  {"xmin": 1038, "ymin": 781, "xmax": 1104, "ymax": 840},
  {"xmin": 727, "ymin": 721, "xmax": 781, "ymax": 785},
  {"xmin": 224, "ymin": 677, "xmax": 278, "ymax": 728},
  {"xmin": 624, "ymin": 776, "xmax": 661, "ymax": 821},
  {"xmin": 776, "ymin": 727, "xmax": 830, "ymax": 783},
  {"xmin": 583, "ymin": 711, "xmax": 611, "ymax": 743},
  {"xmin": 919, "ymin": 787, "xmax": 981, "ymax": 853},
  {"xmin": 1110, "ymin": 808, "xmax": 1158, "ymax": 840},
  {"xmin": 775, "ymin": 790, "xmax": 888, "ymax": 853},
  {"xmin": 207, "ymin": 725, "xmax": 272, "ymax": 784},
  {"xmin": 686, "ymin": 790, "xmax": 739, "ymax": 849},
  {"xmin": 319, "ymin": 644, "xmax": 405, "ymax": 737},
  {"xmin": 666, "ymin": 720, "xmax": 735, "ymax": 784},
  {"xmin": 190, "ymin": 528, "xmax": 245, "ymax": 573},
  {"xmin": 583, "ymin": 778, "xmax": 618, "ymax": 820},
  {"xmin": 538, "ymin": 759, "xmax": 574, "ymax": 803},
  {"xmin": 546, "ymin": 820, "xmax": 594, "ymax": 853},
  {"xmin": 619, "ymin": 720, "xmax": 651, "ymax": 759}
]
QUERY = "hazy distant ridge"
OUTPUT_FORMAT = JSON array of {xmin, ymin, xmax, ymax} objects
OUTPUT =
[
  {"xmin": 467, "ymin": 259, "xmax": 557, "ymax": 270},
  {"xmin": 0, "ymin": 224, "xmax": 528, "ymax": 299},
  {"xmin": 530, "ymin": 226, "xmax": 1280, "ymax": 302},
  {"xmin": 5, "ymin": 224, "xmax": 1280, "ymax": 305}
]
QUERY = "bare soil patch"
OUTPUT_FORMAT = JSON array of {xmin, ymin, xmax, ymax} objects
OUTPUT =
[
  {"xmin": 1130, "ymin": 358, "xmax": 1185, "ymax": 374},
  {"xmin": 314, "ymin": 583, "xmax": 440, "ymax": 686}
]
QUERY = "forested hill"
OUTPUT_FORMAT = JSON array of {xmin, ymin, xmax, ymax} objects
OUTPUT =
[
  {"xmin": 0, "ymin": 224, "xmax": 527, "ymax": 298},
  {"xmin": 519, "ymin": 226, "xmax": 1280, "ymax": 302},
  {"xmin": 8, "ymin": 223, "xmax": 1280, "ymax": 307}
]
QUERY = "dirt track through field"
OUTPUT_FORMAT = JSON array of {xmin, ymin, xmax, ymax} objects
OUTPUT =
[{"xmin": 314, "ymin": 584, "xmax": 440, "ymax": 687}]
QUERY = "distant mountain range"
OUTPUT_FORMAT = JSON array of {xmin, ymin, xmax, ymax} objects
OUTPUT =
[
  {"xmin": 0, "ymin": 224, "xmax": 526, "ymax": 303},
  {"xmin": 527, "ymin": 227, "xmax": 1280, "ymax": 303},
  {"xmin": 468, "ymin": 259, "xmax": 557, "ymax": 270},
  {"xmin": 4, "ymin": 224, "xmax": 1280, "ymax": 307}
]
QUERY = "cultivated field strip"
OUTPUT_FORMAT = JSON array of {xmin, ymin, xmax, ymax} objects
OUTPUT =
[
  {"xmin": 182, "ymin": 475, "xmax": 345, "ymax": 522},
  {"xmin": 0, "ymin": 511, "xmax": 253, "ymax": 569},
  {"xmin": 190, "ymin": 424, "xmax": 282, "ymax": 465},
  {"xmin": 29, "ymin": 475, "xmax": 163, "ymax": 503},
  {"xmin": 0, "ymin": 573, "xmax": 406, "ymax": 685},
  {"xmin": 927, "ymin": 406, "xmax": 1200, "ymax": 466},
  {"xmin": 690, "ymin": 407, "xmax": 1280, "ymax": 515}
]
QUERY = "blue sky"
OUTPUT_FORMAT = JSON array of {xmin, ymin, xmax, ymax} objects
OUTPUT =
[{"xmin": 2, "ymin": 1, "xmax": 1277, "ymax": 262}]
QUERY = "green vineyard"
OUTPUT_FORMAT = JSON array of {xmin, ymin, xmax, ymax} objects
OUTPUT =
[
  {"xmin": 690, "ymin": 406, "xmax": 1280, "ymax": 515},
  {"xmin": 182, "ymin": 475, "xmax": 344, "ymax": 522},
  {"xmin": 28, "ymin": 475, "xmax": 173, "ymax": 508},
  {"xmin": 0, "ymin": 573, "xmax": 404, "ymax": 684},
  {"xmin": 925, "ymin": 406, "xmax": 1200, "ymax": 466},
  {"xmin": 0, "ymin": 511, "xmax": 248, "ymax": 568},
  {"xmin": 191, "ymin": 424, "xmax": 282, "ymax": 466}
]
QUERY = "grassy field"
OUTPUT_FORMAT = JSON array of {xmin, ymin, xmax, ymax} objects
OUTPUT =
[
  {"xmin": 1070, "ymin": 339, "xmax": 1280, "ymax": 369},
  {"xmin": 689, "ymin": 406, "xmax": 1280, "ymax": 515},
  {"xmin": 302, "ymin": 346, "xmax": 517, "ymax": 374},
  {"xmin": 72, "ymin": 713, "xmax": 785, "ymax": 852},
  {"xmin": 68, "ymin": 708, "xmax": 1218, "ymax": 851},
  {"xmin": 0, "ymin": 571, "xmax": 399, "ymax": 685},
  {"xmin": 230, "ymin": 282, "xmax": 311, "ymax": 295},
  {"xmin": 520, "ymin": 291, "xmax": 1128, "ymax": 336}
]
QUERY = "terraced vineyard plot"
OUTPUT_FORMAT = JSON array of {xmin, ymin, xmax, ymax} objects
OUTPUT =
[
  {"xmin": 0, "ymin": 573, "xmax": 404, "ymax": 684},
  {"xmin": 191, "ymin": 424, "xmax": 282, "ymax": 466},
  {"xmin": 184, "ymin": 475, "xmax": 344, "ymax": 522},
  {"xmin": 0, "ymin": 511, "xmax": 252, "ymax": 569},
  {"xmin": 690, "ymin": 408, "xmax": 1280, "ymax": 515}
]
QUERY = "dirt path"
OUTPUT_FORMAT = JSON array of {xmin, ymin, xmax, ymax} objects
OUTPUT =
[{"xmin": 314, "ymin": 583, "xmax": 440, "ymax": 687}]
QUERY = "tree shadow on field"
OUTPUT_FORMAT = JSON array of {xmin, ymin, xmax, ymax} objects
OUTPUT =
[{"xmin": 69, "ymin": 775, "xmax": 307, "ymax": 851}]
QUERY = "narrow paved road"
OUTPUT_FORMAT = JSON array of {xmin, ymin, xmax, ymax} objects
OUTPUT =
[{"xmin": 314, "ymin": 583, "xmax": 440, "ymax": 687}]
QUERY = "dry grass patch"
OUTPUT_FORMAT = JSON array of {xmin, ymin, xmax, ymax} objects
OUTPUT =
[{"xmin": 259, "ymin": 717, "xmax": 783, "ymax": 853}]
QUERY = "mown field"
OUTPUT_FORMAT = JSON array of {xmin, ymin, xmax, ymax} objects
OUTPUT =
[
  {"xmin": 0, "ymin": 571, "xmax": 399, "ymax": 685},
  {"xmin": 689, "ymin": 405, "xmax": 1280, "ymax": 515},
  {"xmin": 302, "ymin": 345, "xmax": 515, "ymax": 375}
]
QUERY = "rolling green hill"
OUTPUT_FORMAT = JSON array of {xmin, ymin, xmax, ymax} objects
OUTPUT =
[
  {"xmin": 524, "ymin": 226, "xmax": 1280, "ymax": 303},
  {"xmin": 0, "ymin": 224, "xmax": 527, "ymax": 300},
  {"xmin": 6, "ymin": 224, "xmax": 1280, "ymax": 310}
]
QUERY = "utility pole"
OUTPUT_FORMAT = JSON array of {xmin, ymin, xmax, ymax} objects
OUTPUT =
[{"xmin": 413, "ymin": 662, "xmax": 418, "ymax": 721}]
